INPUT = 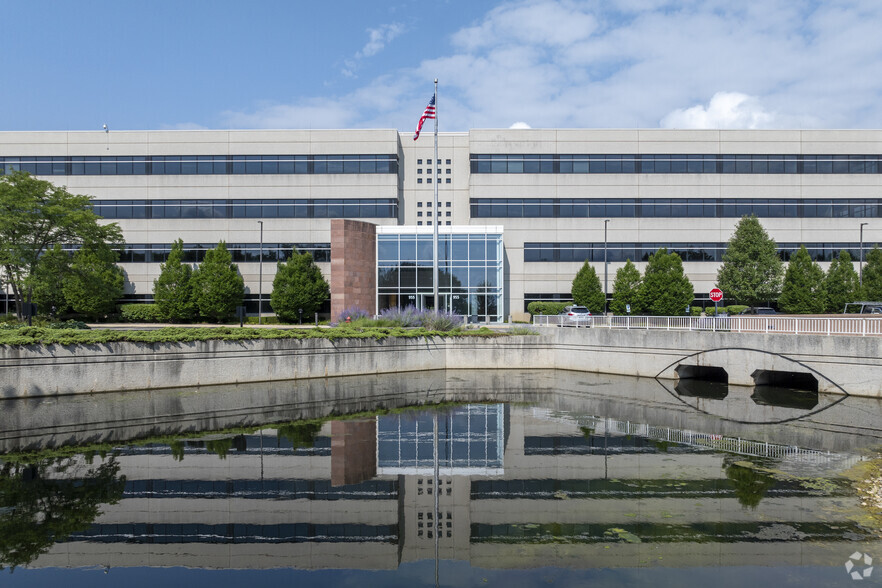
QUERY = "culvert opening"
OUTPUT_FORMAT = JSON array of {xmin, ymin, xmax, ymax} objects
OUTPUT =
[
  {"xmin": 675, "ymin": 365, "xmax": 729, "ymax": 383},
  {"xmin": 751, "ymin": 370, "xmax": 818, "ymax": 393},
  {"xmin": 750, "ymin": 370, "xmax": 819, "ymax": 410},
  {"xmin": 674, "ymin": 365, "xmax": 729, "ymax": 400}
]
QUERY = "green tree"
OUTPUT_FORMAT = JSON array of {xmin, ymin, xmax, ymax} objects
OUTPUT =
[
  {"xmin": 570, "ymin": 261, "xmax": 605, "ymax": 313},
  {"xmin": 716, "ymin": 215, "xmax": 783, "ymax": 306},
  {"xmin": 270, "ymin": 249, "xmax": 329, "ymax": 322},
  {"xmin": 0, "ymin": 171, "xmax": 123, "ymax": 318},
  {"xmin": 863, "ymin": 246, "xmax": 882, "ymax": 301},
  {"xmin": 153, "ymin": 239, "xmax": 197, "ymax": 322},
  {"xmin": 191, "ymin": 242, "xmax": 245, "ymax": 322},
  {"xmin": 778, "ymin": 245, "xmax": 826, "ymax": 313},
  {"xmin": 824, "ymin": 250, "xmax": 861, "ymax": 312},
  {"xmin": 609, "ymin": 259, "xmax": 642, "ymax": 315},
  {"xmin": 30, "ymin": 244, "xmax": 72, "ymax": 315},
  {"xmin": 637, "ymin": 248, "xmax": 694, "ymax": 316},
  {"xmin": 63, "ymin": 241, "xmax": 126, "ymax": 320}
]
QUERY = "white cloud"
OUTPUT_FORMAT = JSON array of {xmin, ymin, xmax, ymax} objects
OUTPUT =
[
  {"xmin": 358, "ymin": 23, "xmax": 405, "ymax": 58},
  {"xmin": 510, "ymin": 121, "xmax": 532, "ymax": 129},
  {"xmin": 660, "ymin": 92, "xmax": 775, "ymax": 129},
  {"xmin": 222, "ymin": 0, "xmax": 882, "ymax": 130},
  {"xmin": 342, "ymin": 22, "xmax": 406, "ymax": 76}
]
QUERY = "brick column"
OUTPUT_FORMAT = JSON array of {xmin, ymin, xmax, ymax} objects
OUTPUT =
[{"xmin": 330, "ymin": 219, "xmax": 377, "ymax": 322}]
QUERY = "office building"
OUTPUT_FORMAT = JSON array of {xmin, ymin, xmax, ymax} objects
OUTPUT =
[{"xmin": 1, "ymin": 128, "xmax": 878, "ymax": 321}]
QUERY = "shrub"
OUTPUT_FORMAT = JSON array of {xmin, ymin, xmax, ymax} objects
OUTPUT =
[
  {"xmin": 379, "ymin": 305, "xmax": 422, "ymax": 327},
  {"xmin": 526, "ymin": 301, "xmax": 571, "ymax": 316},
  {"xmin": 120, "ymin": 304, "xmax": 164, "ymax": 323},
  {"xmin": 420, "ymin": 310, "xmax": 463, "ymax": 331},
  {"xmin": 336, "ymin": 307, "xmax": 371, "ymax": 323},
  {"xmin": 47, "ymin": 320, "xmax": 90, "ymax": 330},
  {"xmin": 377, "ymin": 306, "xmax": 462, "ymax": 331}
]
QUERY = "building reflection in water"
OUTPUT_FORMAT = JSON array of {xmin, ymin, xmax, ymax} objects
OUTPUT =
[{"xmin": 7, "ymin": 397, "xmax": 877, "ymax": 576}]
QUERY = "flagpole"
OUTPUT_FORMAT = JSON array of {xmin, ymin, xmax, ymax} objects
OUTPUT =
[{"xmin": 433, "ymin": 78, "xmax": 439, "ymax": 312}]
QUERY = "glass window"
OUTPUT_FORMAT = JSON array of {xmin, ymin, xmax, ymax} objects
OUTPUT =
[
  {"xmin": 181, "ymin": 156, "xmax": 197, "ymax": 175},
  {"xmin": 669, "ymin": 155, "xmax": 686, "ymax": 173},
  {"xmin": 261, "ymin": 156, "xmax": 278, "ymax": 174},
  {"xmin": 99, "ymin": 157, "xmax": 116, "ymax": 175},
  {"xmin": 164, "ymin": 157, "xmax": 182, "ymax": 175},
  {"xmin": 359, "ymin": 155, "xmax": 377, "ymax": 173},
  {"xmin": 165, "ymin": 200, "xmax": 182, "ymax": 218},
  {"xmin": 181, "ymin": 200, "xmax": 198, "ymax": 218},
  {"xmin": 752, "ymin": 155, "xmax": 768, "ymax": 174},
  {"xmin": 244, "ymin": 199, "xmax": 261, "ymax": 218},
  {"xmin": 262, "ymin": 200, "xmax": 279, "ymax": 218},
  {"xmin": 245, "ymin": 156, "xmax": 261, "ymax": 174},
  {"xmin": 326, "ymin": 156, "xmax": 344, "ymax": 174},
  {"xmin": 378, "ymin": 239, "xmax": 398, "ymax": 262}
]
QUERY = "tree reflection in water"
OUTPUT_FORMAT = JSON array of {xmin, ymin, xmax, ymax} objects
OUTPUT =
[
  {"xmin": 724, "ymin": 457, "xmax": 778, "ymax": 509},
  {"xmin": 0, "ymin": 455, "xmax": 126, "ymax": 571}
]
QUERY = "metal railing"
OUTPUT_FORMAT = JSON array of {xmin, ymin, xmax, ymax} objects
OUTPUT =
[{"xmin": 532, "ymin": 313, "xmax": 882, "ymax": 336}]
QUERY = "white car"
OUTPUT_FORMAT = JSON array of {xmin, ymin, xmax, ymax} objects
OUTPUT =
[{"xmin": 559, "ymin": 305, "xmax": 592, "ymax": 327}]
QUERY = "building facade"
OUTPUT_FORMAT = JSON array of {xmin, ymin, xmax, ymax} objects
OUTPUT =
[{"xmin": 2, "ymin": 128, "xmax": 880, "ymax": 320}]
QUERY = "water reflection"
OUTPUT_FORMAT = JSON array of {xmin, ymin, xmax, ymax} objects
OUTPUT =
[
  {"xmin": 1, "ymin": 371, "xmax": 881, "ymax": 586},
  {"xmin": 0, "ymin": 456, "xmax": 125, "ymax": 571}
]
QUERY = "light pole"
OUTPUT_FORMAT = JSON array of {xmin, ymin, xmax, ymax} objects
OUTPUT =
[
  {"xmin": 257, "ymin": 221, "xmax": 264, "ymax": 325},
  {"xmin": 604, "ymin": 219, "xmax": 610, "ymax": 315},
  {"xmin": 860, "ymin": 222, "xmax": 869, "ymax": 287}
]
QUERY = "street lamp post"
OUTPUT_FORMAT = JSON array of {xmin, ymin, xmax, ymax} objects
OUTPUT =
[
  {"xmin": 257, "ymin": 221, "xmax": 264, "ymax": 325},
  {"xmin": 860, "ymin": 222, "xmax": 869, "ymax": 287},
  {"xmin": 604, "ymin": 219, "xmax": 610, "ymax": 315}
]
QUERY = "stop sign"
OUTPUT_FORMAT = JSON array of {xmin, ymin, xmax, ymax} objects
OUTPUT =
[{"xmin": 709, "ymin": 288, "xmax": 724, "ymax": 302}]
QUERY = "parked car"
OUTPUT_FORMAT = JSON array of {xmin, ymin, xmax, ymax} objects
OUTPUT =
[
  {"xmin": 740, "ymin": 307, "xmax": 778, "ymax": 315},
  {"xmin": 559, "ymin": 305, "xmax": 592, "ymax": 327},
  {"xmin": 843, "ymin": 302, "xmax": 882, "ymax": 314}
]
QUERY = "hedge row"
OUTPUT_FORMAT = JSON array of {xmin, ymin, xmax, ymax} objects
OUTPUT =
[
  {"xmin": 120, "ymin": 304, "xmax": 165, "ymax": 323},
  {"xmin": 526, "ymin": 301, "xmax": 572, "ymax": 316}
]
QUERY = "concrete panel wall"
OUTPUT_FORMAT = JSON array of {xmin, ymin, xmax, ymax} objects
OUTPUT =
[{"xmin": 2, "ymin": 328, "xmax": 881, "ymax": 398}]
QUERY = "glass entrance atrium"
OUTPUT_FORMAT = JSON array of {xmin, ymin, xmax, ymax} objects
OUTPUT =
[{"xmin": 376, "ymin": 226, "xmax": 504, "ymax": 322}]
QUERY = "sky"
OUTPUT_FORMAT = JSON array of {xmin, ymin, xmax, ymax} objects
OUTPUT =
[{"xmin": 2, "ymin": 0, "xmax": 882, "ymax": 132}]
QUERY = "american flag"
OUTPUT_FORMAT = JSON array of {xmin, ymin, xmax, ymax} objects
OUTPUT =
[{"xmin": 413, "ymin": 95, "xmax": 436, "ymax": 141}]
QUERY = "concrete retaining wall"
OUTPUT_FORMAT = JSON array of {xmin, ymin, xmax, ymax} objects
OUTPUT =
[{"xmin": 2, "ymin": 327, "xmax": 881, "ymax": 398}]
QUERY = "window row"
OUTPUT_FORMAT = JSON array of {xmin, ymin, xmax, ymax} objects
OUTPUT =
[
  {"xmin": 470, "ymin": 154, "xmax": 882, "ymax": 174},
  {"xmin": 94, "ymin": 243, "xmax": 331, "ymax": 264},
  {"xmin": 471, "ymin": 198, "xmax": 882, "ymax": 218},
  {"xmin": 524, "ymin": 242, "xmax": 872, "ymax": 263},
  {"xmin": 0, "ymin": 154, "xmax": 398, "ymax": 176},
  {"xmin": 378, "ymin": 235, "xmax": 502, "ymax": 264},
  {"xmin": 377, "ymin": 265, "xmax": 499, "ymax": 290},
  {"xmin": 91, "ymin": 198, "xmax": 398, "ymax": 219}
]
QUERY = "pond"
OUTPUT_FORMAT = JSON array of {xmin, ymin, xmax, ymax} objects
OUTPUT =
[{"xmin": 2, "ymin": 369, "xmax": 882, "ymax": 587}]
